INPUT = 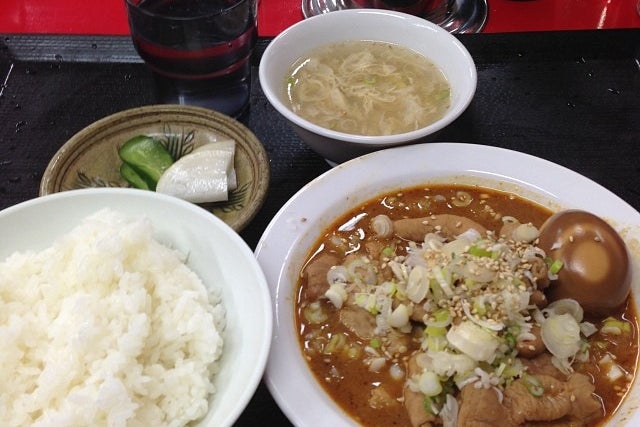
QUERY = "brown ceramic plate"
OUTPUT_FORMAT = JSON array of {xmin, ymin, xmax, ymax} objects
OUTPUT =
[{"xmin": 40, "ymin": 105, "xmax": 270, "ymax": 232}]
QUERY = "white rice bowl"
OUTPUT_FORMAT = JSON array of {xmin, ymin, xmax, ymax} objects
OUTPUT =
[{"xmin": 0, "ymin": 188, "xmax": 272, "ymax": 427}]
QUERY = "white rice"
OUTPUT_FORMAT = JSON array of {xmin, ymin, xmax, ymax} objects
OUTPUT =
[{"xmin": 0, "ymin": 209, "xmax": 225, "ymax": 427}]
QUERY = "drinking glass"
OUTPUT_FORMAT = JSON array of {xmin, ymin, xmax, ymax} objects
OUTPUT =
[{"xmin": 125, "ymin": 0, "xmax": 258, "ymax": 118}]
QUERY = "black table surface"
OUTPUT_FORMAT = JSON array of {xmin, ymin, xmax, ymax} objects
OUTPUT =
[{"xmin": 1, "ymin": 29, "xmax": 639, "ymax": 426}]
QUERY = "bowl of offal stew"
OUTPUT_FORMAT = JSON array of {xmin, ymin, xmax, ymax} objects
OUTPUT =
[
  {"xmin": 255, "ymin": 142, "xmax": 640, "ymax": 427},
  {"xmin": 258, "ymin": 10, "xmax": 476, "ymax": 164}
]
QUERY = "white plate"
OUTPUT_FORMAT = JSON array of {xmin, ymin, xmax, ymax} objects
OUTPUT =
[{"xmin": 255, "ymin": 142, "xmax": 640, "ymax": 427}]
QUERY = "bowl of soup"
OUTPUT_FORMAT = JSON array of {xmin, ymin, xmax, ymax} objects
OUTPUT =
[
  {"xmin": 258, "ymin": 10, "xmax": 477, "ymax": 164},
  {"xmin": 255, "ymin": 142, "xmax": 640, "ymax": 426}
]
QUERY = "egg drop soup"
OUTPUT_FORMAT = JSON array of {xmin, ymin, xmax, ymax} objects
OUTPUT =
[
  {"xmin": 284, "ymin": 41, "xmax": 451, "ymax": 136},
  {"xmin": 296, "ymin": 184, "xmax": 638, "ymax": 427}
]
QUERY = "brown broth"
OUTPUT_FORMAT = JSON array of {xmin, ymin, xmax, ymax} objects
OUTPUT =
[{"xmin": 295, "ymin": 184, "xmax": 638, "ymax": 427}]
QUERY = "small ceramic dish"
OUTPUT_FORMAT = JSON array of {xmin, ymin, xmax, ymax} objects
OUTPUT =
[{"xmin": 40, "ymin": 105, "xmax": 270, "ymax": 232}]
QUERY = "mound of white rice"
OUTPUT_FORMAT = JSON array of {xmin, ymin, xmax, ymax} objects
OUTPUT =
[{"xmin": 0, "ymin": 209, "xmax": 225, "ymax": 427}]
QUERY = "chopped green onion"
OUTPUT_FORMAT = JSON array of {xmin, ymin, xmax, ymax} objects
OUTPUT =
[
  {"xmin": 423, "ymin": 396, "xmax": 439, "ymax": 415},
  {"xmin": 601, "ymin": 317, "xmax": 631, "ymax": 335},
  {"xmin": 508, "ymin": 325, "xmax": 521, "ymax": 336},
  {"xmin": 325, "ymin": 283, "xmax": 347, "ymax": 309},
  {"xmin": 468, "ymin": 245, "xmax": 492, "ymax": 258},
  {"xmin": 464, "ymin": 278, "xmax": 478, "ymax": 290},
  {"xmin": 548, "ymin": 259, "xmax": 564, "ymax": 275},
  {"xmin": 369, "ymin": 337, "xmax": 381, "ymax": 349},
  {"xmin": 381, "ymin": 246, "xmax": 395, "ymax": 257},
  {"xmin": 541, "ymin": 313, "xmax": 582, "ymax": 359},
  {"xmin": 388, "ymin": 304, "xmax": 410, "ymax": 328},
  {"xmin": 303, "ymin": 304, "xmax": 327, "ymax": 324},
  {"xmin": 355, "ymin": 293, "xmax": 379, "ymax": 315},
  {"xmin": 577, "ymin": 338, "xmax": 590, "ymax": 359},
  {"xmin": 446, "ymin": 321, "xmax": 501, "ymax": 362},
  {"xmin": 424, "ymin": 335, "xmax": 448, "ymax": 352},
  {"xmin": 473, "ymin": 299, "xmax": 487, "ymax": 316},
  {"xmin": 504, "ymin": 333, "xmax": 517, "ymax": 349},
  {"xmin": 426, "ymin": 326, "xmax": 447, "ymax": 338},
  {"xmin": 324, "ymin": 333, "xmax": 347, "ymax": 354},
  {"xmin": 546, "ymin": 299, "xmax": 584, "ymax": 322},
  {"xmin": 505, "ymin": 325, "xmax": 521, "ymax": 349},
  {"xmin": 408, "ymin": 265, "xmax": 431, "ymax": 302},
  {"xmin": 522, "ymin": 374, "xmax": 544, "ymax": 397},
  {"xmin": 494, "ymin": 362, "xmax": 507, "ymax": 377},
  {"xmin": 502, "ymin": 364, "xmax": 521, "ymax": 379},
  {"xmin": 434, "ymin": 308, "xmax": 451, "ymax": 324},
  {"xmin": 346, "ymin": 344, "xmax": 362, "ymax": 359},
  {"xmin": 430, "ymin": 280, "xmax": 445, "ymax": 302},
  {"xmin": 435, "ymin": 89, "xmax": 451, "ymax": 100},
  {"xmin": 382, "ymin": 281, "xmax": 397, "ymax": 297},
  {"xmin": 422, "ymin": 378, "xmax": 455, "ymax": 415},
  {"xmin": 418, "ymin": 371, "xmax": 443, "ymax": 397}
]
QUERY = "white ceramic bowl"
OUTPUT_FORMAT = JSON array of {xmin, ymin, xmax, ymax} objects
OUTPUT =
[
  {"xmin": 259, "ymin": 10, "xmax": 477, "ymax": 164},
  {"xmin": 255, "ymin": 142, "xmax": 640, "ymax": 426},
  {"xmin": 0, "ymin": 188, "xmax": 272, "ymax": 427}
]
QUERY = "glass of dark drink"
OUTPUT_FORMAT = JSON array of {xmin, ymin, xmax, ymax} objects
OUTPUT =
[{"xmin": 125, "ymin": 0, "xmax": 258, "ymax": 117}]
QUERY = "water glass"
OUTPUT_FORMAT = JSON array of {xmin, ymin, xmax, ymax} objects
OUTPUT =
[{"xmin": 125, "ymin": 0, "xmax": 258, "ymax": 117}]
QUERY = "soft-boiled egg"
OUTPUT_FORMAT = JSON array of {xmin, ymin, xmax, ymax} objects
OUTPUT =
[{"xmin": 538, "ymin": 210, "xmax": 631, "ymax": 317}]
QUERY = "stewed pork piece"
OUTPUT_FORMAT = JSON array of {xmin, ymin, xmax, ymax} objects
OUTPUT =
[{"xmin": 372, "ymin": 213, "xmax": 487, "ymax": 241}]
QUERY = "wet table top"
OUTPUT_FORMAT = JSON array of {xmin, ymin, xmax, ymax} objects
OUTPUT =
[{"xmin": 1, "ymin": 29, "xmax": 640, "ymax": 425}]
